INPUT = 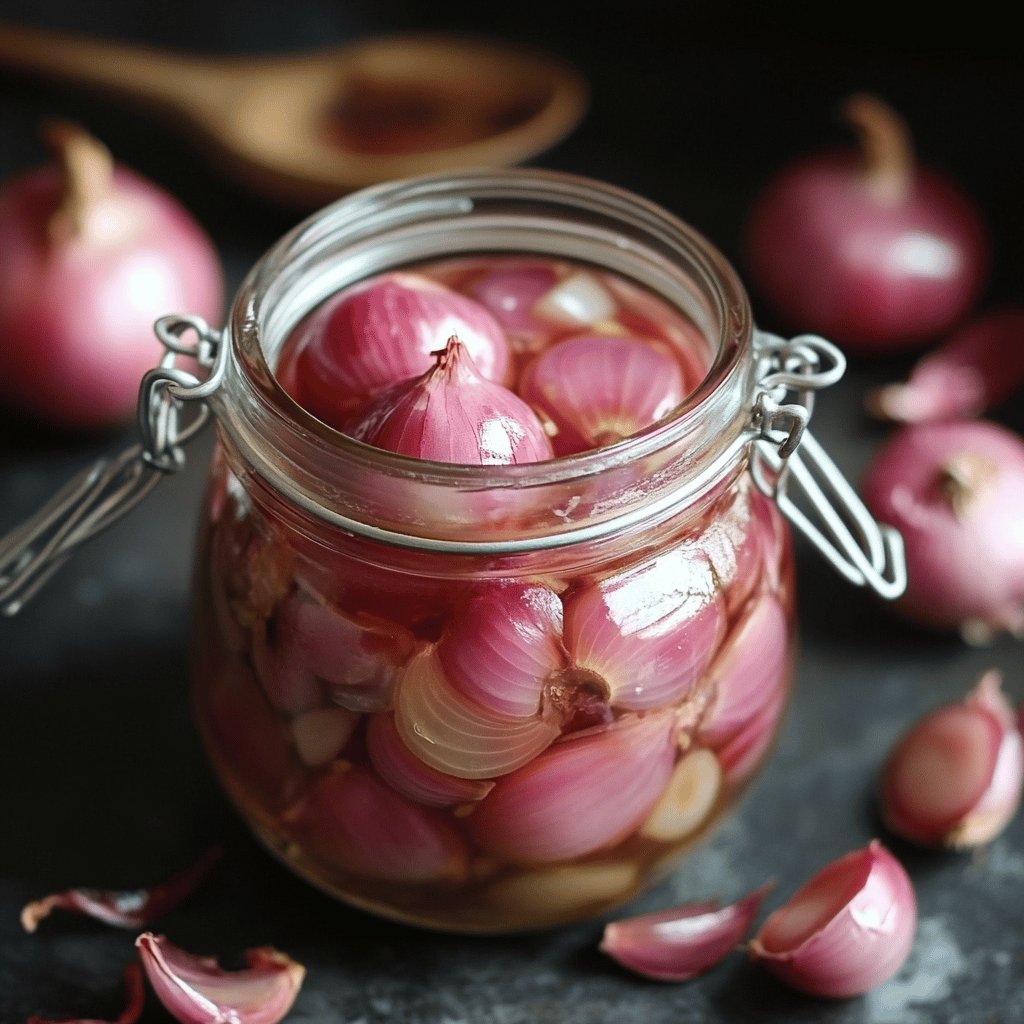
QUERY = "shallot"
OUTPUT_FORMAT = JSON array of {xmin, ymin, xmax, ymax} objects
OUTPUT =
[
  {"xmin": 0, "ymin": 121, "xmax": 222, "ymax": 427},
  {"xmin": 600, "ymin": 884, "xmax": 770, "ymax": 982},
  {"xmin": 744, "ymin": 94, "xmax": 988, "ymax": 352},
  {"xmin": 291, "ymin": 272, "xmax": 510, "ymax": 428},
  {"xmin": 866, "ymin": 308, "xmax": 1024, "ymax": 423},
  {"xmin": 346, "ymin": 337, "xmax": 553, "ymax": 464},
  {"xmin": 880, "ymin": 669, "xmax": 1023, "ymax": 848},
  {"xmin": 21, "ymin": 848, "xmax": 222, "ymax": 933},
  {"xmin": 519, "ymin": 333, "xmax": 686, "ymax": 455},
  {"xmin": 135, "ymin": 933, "xmax": 304, "ymax": 1024},
  {"xmin": 749, "ymin": 841, "xmax": 916, "ymax": 998},
  {"xmin": 860, "ymin": 419, "xmax": 1024, "ymax": 640}
]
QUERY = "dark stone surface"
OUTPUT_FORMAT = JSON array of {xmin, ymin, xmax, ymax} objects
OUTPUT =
[{"xmin": 1, "ymin": 4, "xmax": 1022, "ymax": 1022}]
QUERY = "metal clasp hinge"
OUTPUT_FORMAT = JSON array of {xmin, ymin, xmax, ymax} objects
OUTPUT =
[
  {"xmin": 0, "ymin": 315, "xmax": 226, "ymax": 616},
  {"xmin": 750, "ymin": 332, "xmax": 907, "ymax": 600}
]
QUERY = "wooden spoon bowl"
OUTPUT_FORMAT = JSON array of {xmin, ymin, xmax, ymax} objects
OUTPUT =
[{"xmin": 0, "ymin": 25, "xmax": 588, "ymax": 206}]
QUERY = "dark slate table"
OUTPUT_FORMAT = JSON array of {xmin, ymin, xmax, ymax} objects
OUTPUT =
[{"xmin": 1, "ymin": 4, "xmax": 1022, "ymax": 1022}]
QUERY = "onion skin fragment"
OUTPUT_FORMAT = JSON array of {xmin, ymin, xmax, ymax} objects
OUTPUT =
[
  {"xmin": 136, "ymin": 933, "xmax": 304, "ymax": 1024},
  {"xmin": 293, "ymin": 764, "xmax": 470, "ymax": 882},
  {"xmin": 469, "ymin": 711, "xmax": 677, "ymax": 864},
  {"xmin": 564, "ymin": 543, "xmax": 725, "ymax": 711},
  {"xmin": 866, "ymin": 308, "xmax": 1024, "ymax": 424},
  {"xmin": 601, "ymin": 883, "xmax": 771, "ymax": 982},
  {"xmin": 21, "ymin": 848, "xmax": 222, "ymax": 933},
  {"xmin": 880, "ymin": 669, "xmax": 1024, "ymax": 848},
  {"xmin": 27, "ymin": 963, "xmax": 145, "ymax": 1024},
  {"xmin": 749, "ymin": 840, "xmax": 916, "ymax": 998}
]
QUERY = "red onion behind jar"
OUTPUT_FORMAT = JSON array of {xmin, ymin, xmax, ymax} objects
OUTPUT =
[
  {"xmin": 0, "ymin": 122, "xmax": 222, "ymax": 427},
  {"xmin": 861, "ymin": 419, "xmax": 1024, "ymax": 640}
]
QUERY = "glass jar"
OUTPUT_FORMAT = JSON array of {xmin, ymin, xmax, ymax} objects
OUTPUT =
[{"xmin": 0, "ymin": 169, "xmax": 904, "ymax": 933}]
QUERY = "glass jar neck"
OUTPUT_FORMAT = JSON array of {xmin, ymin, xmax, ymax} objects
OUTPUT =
[{"xmin": 212, "ymin": 170, "xmax": 756, "ymax": 553}]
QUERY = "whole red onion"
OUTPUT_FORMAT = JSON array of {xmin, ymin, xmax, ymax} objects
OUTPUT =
[
  {"xmin": 0, "ymin": 121, "xmax": 222, "ymax": 428},
  {"xmin": 744, "ymin": 95, "xmax": 988, "ymax": 353},
  {"xmin": 861, "ymin": 419, "xmax": 1024, "ymax": 641}
]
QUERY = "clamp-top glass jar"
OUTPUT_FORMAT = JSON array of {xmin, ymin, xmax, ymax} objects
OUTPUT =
[{"xmin": 0, "ymin": 170, "xmax": 904, "ymax": 933}]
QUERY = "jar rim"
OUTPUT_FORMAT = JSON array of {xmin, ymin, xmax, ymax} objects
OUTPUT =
[{"xmin": 227, "ymin": 168, "xmax": 752, "ymax": 485}]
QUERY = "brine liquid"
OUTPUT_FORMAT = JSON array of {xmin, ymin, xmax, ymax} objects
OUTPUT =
[{"xmin": 192, "ymin": 256, "xmax": 794, "ymax": 932}]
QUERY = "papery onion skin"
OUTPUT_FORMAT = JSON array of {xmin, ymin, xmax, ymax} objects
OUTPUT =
[
  {"xmin": 469, "ymin": 711, "xmax": 677, "ymax": 864},
  {"xmin": 867, "ymin": 308, "xmax": 1024, "ymax": 423},
  {"xmin": 600, "ymin": 883, "xmax": 771, "ymax": 982},
  {"xmin": 880, "ymin": 669, "xmax": 1024, "ymax": 848},
  {"xmin": 0, "ymin": 121, "xmax": 222, "ymax": 427},
  {"xmin": 860, "ymin": 419, "xmax": 1024, "ymax": 639},
  {"xmin": 347, "ymin": 337, "xmax": 554, "ymax": 465},
  {"xmin": 27, "ymin": 963, "xmax": 145, "ymax": 1024},
  {"xmin": 749, "ymin": 840, "xmax": 916, "ymax": 998},
  {"xmin": 21, "ymin": 848, "xmax": 222, "ymax": 933},
  {"xmin": 136, "ymin": 933, "xmax": 305, "ymax": 1024},
  {"xmin": 292, "ymin": 271, "xmax": 510, "ymax": 427},
  {"xmin": 518, "ymin": 333, "xmax": 686, "ymax": 455},
  {"xmin": 743, "ymin": 94, "xmax": 988, "ymax": 353}
]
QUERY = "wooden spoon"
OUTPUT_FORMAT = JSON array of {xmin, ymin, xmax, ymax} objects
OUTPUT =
[{"xmin": 0, "ymin": 23, "xmax": 588, "ymax": 206}]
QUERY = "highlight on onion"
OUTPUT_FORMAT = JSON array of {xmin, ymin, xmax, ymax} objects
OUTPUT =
[
  {"xmin": 749, "ymin": 840, "xmax": 916, "ymax": 998},
  {"xmin": 135, "ymin": 933, "xmax": 305, "ymax": 1024},
  {"xmin": 743, "ymin": 94, "xmax": 988, "ymax": 353},
  {"xmin": 860, "ymin": 419, "xmax": 1024, "ymax": 641},
  {"xmin": 880, "ymin": 669, "xmax": 1024, "ymax": 849},
  {"xmin": 0, "ymin": 120, "xmax": 222, "ymax": 427}
]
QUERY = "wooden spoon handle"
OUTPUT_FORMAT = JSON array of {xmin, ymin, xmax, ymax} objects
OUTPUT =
[{"xmin": 0, "ymin": 22, "xmax": 230, "ymax": 117}]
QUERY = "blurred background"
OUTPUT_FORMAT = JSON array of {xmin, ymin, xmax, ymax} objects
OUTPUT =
[{"xmin": 1, "ymin": 3, "xmax": 1022, "ymax": 1023}]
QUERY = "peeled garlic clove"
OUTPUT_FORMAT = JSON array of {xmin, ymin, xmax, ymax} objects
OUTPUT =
[
  {"xmin": 136, "ymin": 933, "xmax": 304, "ymax": 1024},
  {"xmin": 295, "ymin": 765, "xmax": 469, "ymax": 882},
  {"xmin": 467, "ymin": 262, "xmax": 559, "ymax": 349},
  {"xmin": 21, "ymin": 849, "xmax": 221, "ymax": 933},
  {"xmin": 533, "ymin": 270, "xmax": 616, "ymax": 326},
  {"xmin": 469, "ymin": 711, "xmax": 677, "ymax": 864},
  {"xmin": 519, "ymin": 334, "xmax": 686, "ymax": 455},
  {"xmin": 601, "ymin": 883, "xmax": 770, "ymax": 982},
  {"xmin": 698, "ymin": 592, "xmax": 790, "ymax": 747},
  {"xmin": 483, "ymin": 860, "xmax": 639, "ymax": 925},
  {"xmin": 564, "ymin": 543, "xmax": 725, "ymax": 712},
  {"xmin": 880, "ymin": 669, "xmax": 1024, "ymax": 848},
  {"xmin": 366, "ymin": 713, "xmax": 495, "ymax": 807},
  {"xmin": 290, "ymin": 707, "xmax": 360, "ymax": 767},
  {"xmin": 640, "ymin": 748, "xmax": 722, "ymax": 842},
  {"xmin": 393, "ymin": 648, "xmax": 561, "ymax": 779},
  {"xmin": 293, "ymin": 271, "xmax": 510, "ymax": 424},
  {"xmin": 438, "ymin": 582, "xmax": 565, "ymax": 717},
  {"xmin": 347, "ymin": 337, "xmax": 554, "ymax": 465},
  {"xmin": 749, "ymin": 840, "xmax": 916, "ymax": 998}
]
